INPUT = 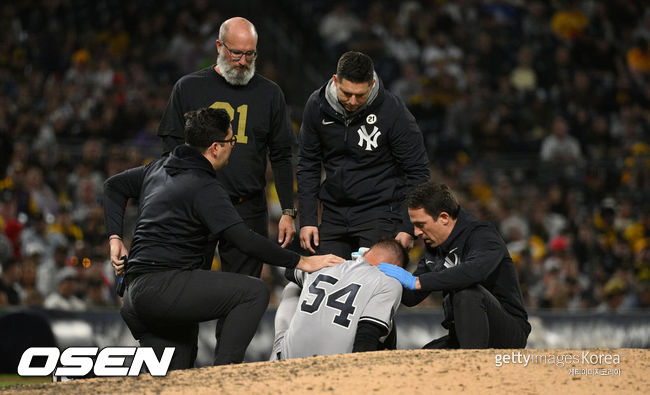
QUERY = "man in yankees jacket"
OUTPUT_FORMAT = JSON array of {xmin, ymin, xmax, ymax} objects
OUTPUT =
[
  {"xmin": 380, "ymin": 182, "xmax": 531, "ymax": 348},
  {"xmin": 297, "ymin": 51, "xmax": 430, "ymax": 259}
]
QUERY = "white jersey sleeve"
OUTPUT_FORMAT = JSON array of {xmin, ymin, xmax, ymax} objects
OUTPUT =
[{"xmin": 359, "ymin": 275, "xmax": 402, "ymax": 332}]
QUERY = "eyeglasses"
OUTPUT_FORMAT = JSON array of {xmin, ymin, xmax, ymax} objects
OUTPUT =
[
  {"xmin": 222, "ymin": 42, "xmax": 257, "ymax": 61},
  {"xmin": 215, "ymin": 135, "xmax": 237, "ymax": 146}
]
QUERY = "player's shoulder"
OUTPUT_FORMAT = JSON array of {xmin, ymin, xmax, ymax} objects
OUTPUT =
[
  {"xmin": 308, "ymin": 259, "xmax": 362, "ymax": 280},
  {"xmin": 384, "ymin": 275, "xmax": 403, "ymax": 293},
  {"xmin": 379, "ymin": 268, "xmax": 403, "ymax": 287},
  {"xmin": 370, "ymin": 264, "xmax": 403, "ymax": 292},
  {"xmin": 318, "ymin": 259, "xmax": 357, "ymax": 275},
  {"xmin": 350, "ymin": 260, "xmax": 398, "ymax": 287}
]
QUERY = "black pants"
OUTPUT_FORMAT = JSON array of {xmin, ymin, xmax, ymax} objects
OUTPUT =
[
  {"xmin": 423, "ymin": 285, "xmax": 529, "ymax": 349},
  {"xmin": 317, "ymin": 218, "xmax": 400, "ymax": 259},
  {"xmin": 120, "ymin": 269, "xmax": 269, "ymax": 370},
  {"xmin": 216, "ymin": 194, "xmax": 268, "ymax": 277}
]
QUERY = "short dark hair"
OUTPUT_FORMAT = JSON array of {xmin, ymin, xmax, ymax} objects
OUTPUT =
[
  {"xmin": 372, "ymin": 238, "xmax": 409, "ymax": 268},
  {"xmin": 184, "ymin": 108, "xmax": 231, "ymax": 150},
  {"xmin": 408, "ymin": 182, "xmax": 460, "ymax": 220},
  {"xmin": 336, "ymin": 51, "xmax": 374, "ymax": 84}
]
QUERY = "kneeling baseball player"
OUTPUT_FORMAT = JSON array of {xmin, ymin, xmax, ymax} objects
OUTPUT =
[{"xmin": 270, "ymin": 238, "xmax": 406, "ymax": 360}]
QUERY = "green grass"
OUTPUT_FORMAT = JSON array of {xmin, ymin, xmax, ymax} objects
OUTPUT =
[{"xmin": 0, "ymin": 374, "xmax": 51, "ymax": 388}]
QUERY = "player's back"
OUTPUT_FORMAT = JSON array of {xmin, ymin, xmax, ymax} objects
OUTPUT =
[{"xmin": 280, "ymin": 258, "xmax": 401, "ymax": 359}]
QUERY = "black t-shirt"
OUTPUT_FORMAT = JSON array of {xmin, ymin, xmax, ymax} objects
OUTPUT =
[{"xmin": 157, "ymin": 66, "xmax": 296, "ymax": 199}]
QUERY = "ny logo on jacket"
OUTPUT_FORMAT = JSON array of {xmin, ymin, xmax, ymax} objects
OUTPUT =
[
  {"xmin": 423, "ymin": 217, "xmax": 484, "ymax": 274},
  {"xmin": 425, "ymin": 246, "xmax": 461, "ymax": 272},
  {"xmin": 357, "ymin": 125, "xmax": 381, "ymax": 151}
]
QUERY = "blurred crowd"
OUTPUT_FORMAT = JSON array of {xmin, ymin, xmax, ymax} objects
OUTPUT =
[{"xmin": 1, "ymin": 0, "xmax": 649, "ymax": 312}]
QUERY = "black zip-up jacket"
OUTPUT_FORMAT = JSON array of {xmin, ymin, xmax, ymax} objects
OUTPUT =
[
  {"xmin": 297, "ymin": 77, "xmax": 430, "ymax": 233},
  {"xmin": 403, "ymin": 208, "xmax": 531, "ymax": 332},
  {"xmin": 103, "ymin": 145, "xmax": 300, "ymax": 275}
]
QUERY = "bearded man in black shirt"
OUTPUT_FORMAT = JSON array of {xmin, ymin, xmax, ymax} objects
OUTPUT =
[{"xmin": 157, "ymin": 17, "xmax": 297, "ymax": 277}]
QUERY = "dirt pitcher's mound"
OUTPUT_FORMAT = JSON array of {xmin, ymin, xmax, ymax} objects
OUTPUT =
[{"xmin": 6, "ymin": 349, "xmax": 649, "ymax": 394}]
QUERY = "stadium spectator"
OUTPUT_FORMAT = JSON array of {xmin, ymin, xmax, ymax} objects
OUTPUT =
[
  {"xmin": 510, "ymin": 45, "xmax": 537, "ymax": 93},
  {"xmin": 421, "ymin": 32, "xmax": 464, "ymax": 88},
  {"xmin": 43, "ymin": 266, "xmax": 86, "ymax": 312},
  {"xmin": 36, "ymin": 243, "xmax": 69, "ymax": 298},
  {"xmin": 626, "ymin": 38, "xmax": 650, "ymax": 75},
  {"xmin": 23, "ymin": 166, "xmax": 58, "ymax": 218},
  {"xmin": 540, "ymin": 115, "xmax": 583, "ymax": 169},
  {"xmin": 85, "ymin": 275, "xmax": 111, "ymax": 309},
  {"xmin": 385, "ymin": 21, "xmax": 420, "ymax": 64},
  {"xmin": 596, "ymin": 277, "xmax": 629, "ymax": 312},
  {"xmin": 0, "ymin": 258, "xmax": 21, "ymax": 306},
  {"xmin": 19, "ymin": 212, "xmax": 66, "ymax": 262},
  {"xmin": 319, "ymin": 2, "xmax": 361, "ymax": 58},
  {"xmin": 71, "ymin": 177, "xmax": 102, "ymax": 224},
  {"xmin": 18, "ymin": 254, "xmax": 40, "ymax": 303},
  {"xmin": 551, "ymin": 4, "xmax": 589, "ymax": 41},
  {"xmin": 390, "ymin": 63, "xmax": 422, "ymax": 103}
]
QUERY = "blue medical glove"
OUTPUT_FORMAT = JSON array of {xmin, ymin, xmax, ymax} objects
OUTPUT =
[{"xmin": 378, "ymin": 262, "xmax": 417, "ymax": 290}]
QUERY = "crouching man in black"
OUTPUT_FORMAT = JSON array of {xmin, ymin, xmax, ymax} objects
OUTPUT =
[
  {"xmin": 104, "ymin": 108, "xmax": 343, "ymax": 370},
  {"xmin": 379, "ymin": 182, "xmax": 531, "ymax": 348}
]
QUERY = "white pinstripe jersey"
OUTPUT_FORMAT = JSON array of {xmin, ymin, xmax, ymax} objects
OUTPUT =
[{"xmin": 280, "ymin": 258, "xmax": 402, "ymax": 359}]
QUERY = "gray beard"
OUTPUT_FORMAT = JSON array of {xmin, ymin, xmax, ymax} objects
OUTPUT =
[{"xmin": 216, "ymin": 51, "xmax": 255, "ymax": 85}]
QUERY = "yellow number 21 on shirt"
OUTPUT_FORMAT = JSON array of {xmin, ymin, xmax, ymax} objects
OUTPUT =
[{"xmin": 210, "ymin": 102, "xmax": 249, "ymax": 144}]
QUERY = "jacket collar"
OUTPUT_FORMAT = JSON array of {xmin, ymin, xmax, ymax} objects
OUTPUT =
[
  {"xmin": 436, "ymin": 207, "xmax": 476, "ymax": 254},
  {"xmin": 164, "ymin": 144, "xmax": 216, "ymax": 177}
]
